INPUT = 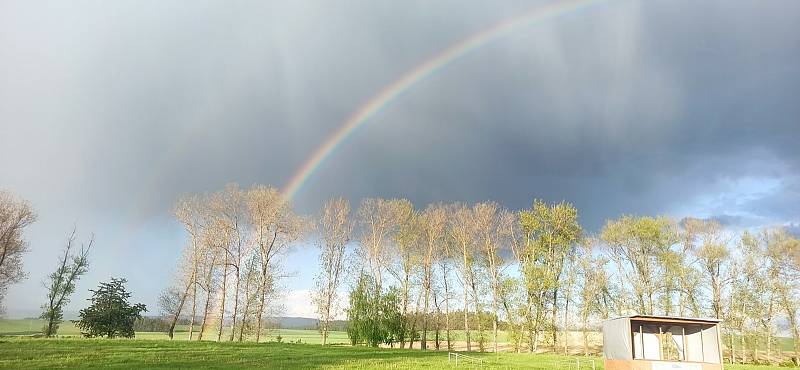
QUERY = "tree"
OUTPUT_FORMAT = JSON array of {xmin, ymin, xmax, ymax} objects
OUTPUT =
[
  {"xmin": 448, "ymin": 203, "xmax": 477, "ymax": 351},
  {"xmin": 576, "ymin": 237, "xmax": 611, "ymax": 356},
  {"xmin": 518, "ymin": 200, "xmax": 581, "ymax": 351},
  {"xmin": 473, "ymin": 202, "xmax": 512, "ymax": 353},
  {"xmin": 435, "ymin": 206, "xmax": 457, "ymax": 351},
  {"xmin": 313, "ymin": 197, "xmax": 352, "ymax": 345},
  {"xmin": 418, "ymin": 204, "xmax": 447, "ymax": 350},
  {"xmin": 0, "ymin": 190, "xmax": 37, "ymax": 313},
  {"xmin": 207, "ymin": 184, "xmax": 249, "ymax": 342},
  {"xmin": 682, "ymin": 218, "xmax": 730, "ymax": 318},
  {"xmin": 196, "ymin": 223, "xmax": 221, "ymax": 341},
  {"xmin": 77, "ymin": 278, "xmax": 147, "ymax": 338},
  {"xmin": 248, "ymin": 185, "xmax": 305, "ymax": 342},
  {"xmin": 40, "ymin": 228, "xmax": 92, "ymax": 337},
  {"xmin": 346, "ymin": 273, "xmax": 404, "ymax": 347},
  {"xmin": 158, "ymin": 285, "xmax": 183, "ymax": 336},
  {"xmin": 387, "ymin": 198, "xmax": 419, "ymax": 348},
  {"xmin": 173, "ymin": 195, "xmax": 204, "ymax": 340},
  {"xmin": 357, "ymin": 198, "xmax": 398, "ymax": 292},
  {"xmin": 600, "ymin": 215, "xmax": 675, "ymax": 315},
  {"xmin": 764, "ymin": 229, "xmax": 800, "ymax": 359}
]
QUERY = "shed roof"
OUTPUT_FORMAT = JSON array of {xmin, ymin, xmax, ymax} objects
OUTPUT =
[{"xmin": 608, "ymin": 315, "xmax": 722, "ymax": 325}]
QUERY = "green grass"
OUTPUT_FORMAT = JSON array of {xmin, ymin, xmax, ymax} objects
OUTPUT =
[
  {"xmin": 0, "ymin": 320, "xmax": 793, "ymax": 369},
  {"xmin": 0, "ymin": 319, "xmax": 349, "ymax": 344},
  {"xmin": 0, "ymin": 338, "xmax": 790, "ymax": 369}
]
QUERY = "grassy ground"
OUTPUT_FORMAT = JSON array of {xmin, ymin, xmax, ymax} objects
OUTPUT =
[
  {"xmin": 0, "ymin": 319, "xmax": 794, "ymax": 368},
  {"xmin": 0, "ymin": 338, "xmax": 790, "ymax": 369},
  {"xmin": 0, "ymin": 319, "xmax": 350, "ymax": 344}
]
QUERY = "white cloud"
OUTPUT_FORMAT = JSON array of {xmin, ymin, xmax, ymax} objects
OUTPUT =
[
  {"xmin": 282, "ymin": 289, "xmax": 315, "ymax": 318},
  {"xmin": 281, "ymin": 289, "xmax": 350, "ymax": 320}
]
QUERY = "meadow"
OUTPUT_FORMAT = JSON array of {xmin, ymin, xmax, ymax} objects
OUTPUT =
[
  {"xmin": 0, "ymin": 319, "xmax": 794, "ymax": 369},
  {"xmin": 1, "ymin": 337, "xmax": 793, "ymax": 370}
]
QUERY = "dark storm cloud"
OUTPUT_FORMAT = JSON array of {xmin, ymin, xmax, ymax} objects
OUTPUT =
[{"xmin": 1, "ymin": 0, "xmax": 799, "ymax": 315}]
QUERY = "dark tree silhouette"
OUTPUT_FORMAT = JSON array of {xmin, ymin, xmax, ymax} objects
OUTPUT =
[{"xmin": 77, "ymin": 278, "xmax": 146, "ymax": 338}]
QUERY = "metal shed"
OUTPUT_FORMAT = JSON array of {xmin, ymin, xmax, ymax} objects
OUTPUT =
[{"xmin": 602, "ymin": 315, "xmax": 723, "ymax": 370}]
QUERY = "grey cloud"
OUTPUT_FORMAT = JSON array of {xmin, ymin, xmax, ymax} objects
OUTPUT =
[{"xmin": 1, "ymin": 0, "xmax": 799, "ymax": 315}]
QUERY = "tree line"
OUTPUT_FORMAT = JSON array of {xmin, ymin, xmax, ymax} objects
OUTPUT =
[
  {"xmin": 3, "ymin": 186, "xmax": 797, "ymax": 364},
  {"xmin": 161, "ymin": 184, "xmax": 799, "ymax": 364}
]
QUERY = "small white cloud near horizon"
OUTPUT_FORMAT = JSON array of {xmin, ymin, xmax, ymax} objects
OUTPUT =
[
  {"xmin": 282, "ymin": 289, "xmax": 349, "ymax": 320},
  {"xmin": 283, "ymin": 289, "xmax": 315, "ymax": 318}
]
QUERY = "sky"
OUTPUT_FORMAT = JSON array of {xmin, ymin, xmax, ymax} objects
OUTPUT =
[{"xmin": 1, "ymin": 0, "xmax": 799, "ymax": 319}]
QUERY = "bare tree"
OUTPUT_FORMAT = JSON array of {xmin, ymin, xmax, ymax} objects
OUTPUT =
[
  {"xmin": 357, "ymin": 198, "xmax": 397, "ymax": 292},
  {"xmin": 208, "ymin": 185, "xmax": 248, "ymax": 342},
  {"xmin": 41, "ymin": 228, "xmax": 92, "ymax": 336},
  {"xmin": 0, "ymin": 191, "xmax": 37, "ymax": 313},
  {"xmin": 448, "ymin": 203, "xmax": 477, "ymax": 351},
  {"xmin": 313, "ymin": 197, "xmax": 352, "ymax": 345},
  {"xmin": 237, "ymin": 254, "xmax": 261, "ymax": 341},
  {"xmin": 682, "ymin": 218, "xmax": 732, "ymax": 319},
  {"xmin": 197, "ymin": 226, "xmax": 221, "ymax": 341},
  {"xmin": 174, "ymin": 196, "xmax": 205, "ymax": 340},
  {"xmin": 248, "ymin": 185, "xmax": 305, "ymax": 342}
]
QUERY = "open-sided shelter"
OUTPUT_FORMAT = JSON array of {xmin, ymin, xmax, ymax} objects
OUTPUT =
[{"xmin": 603, "ymin": 315, "xmax": 723, "ymax": 370}]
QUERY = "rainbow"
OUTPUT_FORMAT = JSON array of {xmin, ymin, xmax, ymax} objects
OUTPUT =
[{"xmin": 282, "ymin": 0, "xmax": 611, "ymax": 201}]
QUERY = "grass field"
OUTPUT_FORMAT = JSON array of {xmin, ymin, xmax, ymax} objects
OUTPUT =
[
  {"xmin": 0, "ymin": 319, "xmax": 794, "ymax": 369},
  {"xmin": 0, "ymin": 319, "xmax": 350, "ymax": 344},
  {"xmin": 0, "ymin": 338, "xmax": 790, "ymax": 370}
]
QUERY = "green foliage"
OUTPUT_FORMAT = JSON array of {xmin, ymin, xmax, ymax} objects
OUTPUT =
[
  {"xmin": 40, "ymin": 233, "xmax": 91, "ymax": 337},
  {"xmin": 518, "ymin": 200, "xmax": 581, "ymax": 292},
  {"xmin": 346, "ymin": 274, "xmax": 405, "ymax": 347},
  {"xmin": 76, "ymin": 278, "xmax": 147, "ymax": 338},
  {"xmin": 600, "ymin": 215, "xmax": 676, "ymax": 315},
  {"xmin": 517, "ymin": 200, "xmax": 582, "ymax": 347}
]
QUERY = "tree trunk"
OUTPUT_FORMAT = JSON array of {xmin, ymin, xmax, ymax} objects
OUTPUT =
[
  {"xmin": 421, "ymin": 270, "xmax": 430, "ymax": 350},
  {"xmin": 217, "ymin": 251, "xmax": 229, "ymax": 342},
  {"xmin": 551, "ymin": 288, "xmax": 558, "ymax": 350},
  {"xmin": 564, "ymin": 294, "xmax": 570, "ymax": 355},
  {"xmin": 470, "ymin": 273, "xmax": 482, "ymax": 351},
  {"xmin": 442, "ymin": 263, "xmax": 452, "ymax": 351},
  {"xmin": 740, "ymin": 330, "xmax": 746, "ymax": 364},
  {"xmin": 491, "ymin": 272, "xmax": 498, "ymax": 353},
  {"xmin": 462, "ymin": 261, "xmax": 471, "ymax": 352},
  {"xmin": 198, "ymin": 254, "xmax": 217, "ymax": 341},
  {"xmin": 168, "ymin": 274, "xmax": 193, "ymax": 340},
  {"xmin": 229, "ymin": 268, "xmax": 239, "ymax": 341},
  {"xmin": 729, "ymin": 333, "xmax": 735, "ymax": 364},
  {"xmin": 189, "ymin": 275, "xmax": 197, "ymax": 340},
  {"xmin": 400, "ymin": 274, "xmax": 410, "ymax": 349},
  {"xmin": 198, "ymin": 286, "xmax": 213, "ymax": 341},
  {"xmin": 256, "ymin": 278, "xmax": 267, "ymax": 343},
  {"xmin": 238, "ymin": 269, "xmax": 252, "ymax": 342},
  {"xmin": 433, "ymin": 288, "xmax": 441, "ymax": 351},
  {"xmin": 322, "ymin": 279, "xmax": 334, "ymax": 346}
]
